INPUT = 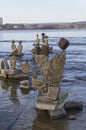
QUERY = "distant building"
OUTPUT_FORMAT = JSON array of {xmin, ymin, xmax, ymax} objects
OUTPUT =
[{"xmin": 0, "ymin": 17, "xmax": 3, "ymax": 25}]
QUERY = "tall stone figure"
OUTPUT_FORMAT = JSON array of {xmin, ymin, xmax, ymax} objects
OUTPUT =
[
  {"xmin": 35, "ymin": 34, "xmax": 40, "ymax": 45},
  {"xmin": 11, "ymin": 40, "xmax": 17, "ymax": 51},
  {"xmin": 31, "ymin": 35, "xmax": 41, "ymax": 58},
  {"xmin": 9, "ymin": 54, "xmax": 16, "ymax": 70},
  {"xmin": 11, "ymin": 40, "xmax": 18, "ymax": 55},
  {"xmin": 32, "ymin": 37, "xmax": 69, "ymax": 119},
  {"xmin": 41, "ymin": 33, "xmax": 52, "ymax": 56},
  {"xmin": 21, "ymin": 61, "xmax": 30, "ymax": 74},
  {"xmin": 41, "ymin": 33, "xmax": 45, "ymax": 43},
  {"xmin": 17, "ymin": 40, "xmax": 23, "ymax": 56}
]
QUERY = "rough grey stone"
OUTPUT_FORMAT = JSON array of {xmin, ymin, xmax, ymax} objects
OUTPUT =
[
  {"xmin": 49, "ymin": 108, "xmax": 66, "ymax": 119},
  {"xmin": 36, "ymin": 95, "xmax": 57, "ymax": 110},
  {"xmin": 36, "ymin": 91, "xmax": 68, "ymax": 111},
  {"xmin": 55, "ymin": 91, "xmax": 68, "ymax": 109},
  {"xmin": 64, "ymin": 101, "xmax": 83, "ymax": 111},
  {"xmin": 32, "ymin": 77, "xmax": 48, "ymax": 92}
]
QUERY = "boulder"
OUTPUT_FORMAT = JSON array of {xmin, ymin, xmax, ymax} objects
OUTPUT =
[
  {"xmin": 64, "ymin": 101, "xmax": 83, "ymax": 111},
  {"xmin": 49, "ymin": 108, "xmax": 66, "ymax": 119},
  {"xmin": 58, "ymin": 38, "xmax": 69, "ymax": 50}
]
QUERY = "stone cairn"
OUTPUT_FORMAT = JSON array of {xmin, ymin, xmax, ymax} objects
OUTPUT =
[
  {"xmin": 32, "ymin": 37, "xmax": 70, "ymax": 119},
  {"xmin": 0, "ymin": 57, "xmax": 30, "ymax": 79}
]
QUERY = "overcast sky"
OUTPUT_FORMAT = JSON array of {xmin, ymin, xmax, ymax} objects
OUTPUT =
[{"xmin": 0, "ymin": 0, "xmax": 86, "ymax": 24}]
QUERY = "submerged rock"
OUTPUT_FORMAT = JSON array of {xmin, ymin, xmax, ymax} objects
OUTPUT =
[
  {"xmin": 68, "ymin": 115, "xmax": 76, "ymax": 120},
  {"xmin": 50, "ymin": 108, "xmax": 66, "ymax": 120},
  {"xmin": 64, "ymin": 101, "xmax": 83, "ymax": 111}
]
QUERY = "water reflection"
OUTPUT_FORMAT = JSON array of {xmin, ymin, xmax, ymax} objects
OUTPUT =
[
  {"xmin": 0, "ymin": 78, "xmax": 31, "ymax": 103},
  {"xmin": 32, "ymin": 110, "xmax": 68, "ymax": 130},
  {"xmin": 20, "ymin": 88, "xmax": 30, "ymax": 95},
  {"xmin": 0, "ymin": 79, "xmax": 9, "ymax": 90},
  {"xmin": 9, "ymin": 85, "xmax": 19, "ymax": 104},
  {"xmin": 0, "ymin": 79, "xmax": 19, "ymax": 103}
]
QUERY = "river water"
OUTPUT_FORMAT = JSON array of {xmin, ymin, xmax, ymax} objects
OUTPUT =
[{"xmin": 0, "ymin": 29, "xmax": 86, "ymax": 130}]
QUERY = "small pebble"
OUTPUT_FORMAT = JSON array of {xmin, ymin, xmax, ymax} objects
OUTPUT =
[{"xmin": 68, "ymin": 115, "xmax": 76, "ymax": 120}]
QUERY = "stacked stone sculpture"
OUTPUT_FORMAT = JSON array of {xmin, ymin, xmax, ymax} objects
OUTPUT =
[
  {"xmin": 32, "ymin": 37, "xmax": 69, "ymax": 119},
  {"xmin": 0, "ymin": 58, "xmax": 30, "ymax": 79}
]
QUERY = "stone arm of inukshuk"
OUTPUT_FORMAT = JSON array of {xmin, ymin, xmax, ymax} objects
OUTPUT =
[{"xmin": 32, "ymin": 51, "xmax": 66, "ymax": 93}]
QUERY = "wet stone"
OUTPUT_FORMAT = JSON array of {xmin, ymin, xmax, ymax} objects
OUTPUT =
[
  {"xmin": 20, "ymin": 80, "xmax": 29, "ymax": 86},
  {"xmin": 64, "ymin": 101, "xmax": 83, "ymax": 111},
  {"xmin": 55, "ymin": 91, "xmax": 68, "ymax": 109},
  {"xmin": 49, "ymin": 108, "xmax": 66, "ymax": 120},
  {"xmin": 36, "ymin": 91, "xmax": 68, "ymax": 111},
  {"xmin": 36, "ymin": 95, "xmax": 58, "ymax": 110},
  {"xmin": 68, "ymin": 115, "xmax": 76, "ymax": 120}
]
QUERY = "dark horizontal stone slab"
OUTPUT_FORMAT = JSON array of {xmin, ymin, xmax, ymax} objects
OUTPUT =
[{"xmin": 64, "ymin": 101, "xmax": 83, "ymax": 111}]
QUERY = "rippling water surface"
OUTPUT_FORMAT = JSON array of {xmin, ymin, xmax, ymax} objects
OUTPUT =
[{"xmin": 0, "ymin": 29, "xmax": 86, "ymax": 130}]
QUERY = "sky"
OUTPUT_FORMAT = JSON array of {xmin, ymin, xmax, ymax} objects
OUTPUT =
[{"xmin": 0, "ymin": 0, "xmax": 86, "ymax": 24}]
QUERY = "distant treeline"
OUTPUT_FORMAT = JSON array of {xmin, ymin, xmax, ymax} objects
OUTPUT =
[{"xmin": 0, "ymin": 21, "xmax": 86, "ymax": 30}]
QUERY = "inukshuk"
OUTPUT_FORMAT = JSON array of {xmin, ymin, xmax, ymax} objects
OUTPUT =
[{"xmin": 32, "ymin": 38, "xmax": 69, "ymax": 119}]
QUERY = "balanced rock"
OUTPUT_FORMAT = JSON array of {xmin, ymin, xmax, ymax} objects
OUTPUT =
[{"xmin": 58, "ymin": 38, "xmax": 69, "ymax": 50}]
